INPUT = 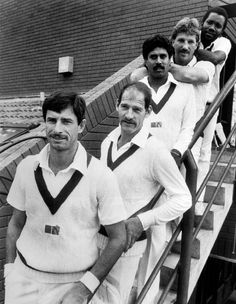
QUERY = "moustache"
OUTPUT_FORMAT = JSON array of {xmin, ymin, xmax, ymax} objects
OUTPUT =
[
  {"xmin": 180, "ymin": 49, "xmax": 190, "ymax": 54},
  {"xmin": 153, "ymin": 64, "xmax": 164, "ymax": 71},
  {"xmin": 49, "ymin": 134, "xmax": 67, "ymax": 140},
  {"xmin": 122, "ymin": 119, "xmax": 136, "ymax": 125}
]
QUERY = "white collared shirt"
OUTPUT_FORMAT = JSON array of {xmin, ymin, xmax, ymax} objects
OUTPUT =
[
  {"xmin": 184, "ymin": 56, "xmax": 215, "ymax": 120},
  {"xmin": 205, "ymin": 36, "xmax": 231, "ymax": 102},
  {"xmin": 7, "ymin": 143, "xmax": 126, "ymax": 280},
  {"xmin": 140, "ymin": 73, "xmax": 196, "ymax": 155},
  {"xmin": 101, "ymin": 125, "xmax": 191, "ymax": 228}
]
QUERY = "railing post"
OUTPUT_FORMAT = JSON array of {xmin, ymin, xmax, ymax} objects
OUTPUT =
[{"xmin": 176, "ymin": 150, "xmax": 197, "ymax": 304}]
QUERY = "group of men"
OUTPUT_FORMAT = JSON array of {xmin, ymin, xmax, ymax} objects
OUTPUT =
[{"xmin": 4, "ymin": 6, "xmax": 231, "ymax": 304}]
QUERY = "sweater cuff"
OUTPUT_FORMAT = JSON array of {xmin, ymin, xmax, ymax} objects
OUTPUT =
[
  {"xmin": 137, "ymin": 211, "xmax": 156, "ymax": 230},
  {"xmin": 79, "ymin": 271, "xmax": 100, "ymax": 293}
]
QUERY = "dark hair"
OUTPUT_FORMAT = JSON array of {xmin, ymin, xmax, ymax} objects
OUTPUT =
[
  {"xmin": 117, "ymin": 82, "xmax": 152, "ymax": 110},
  {"xmin": 142, "ymin": 34, "xmax": 174, "ymax": 60},
  {"xmin": 42, "ymin": 91, "xmax": 86, "ymax": 125},
  {"xmin": 202, "ymin": 7, "xmax": 228, "ymax": 30}
]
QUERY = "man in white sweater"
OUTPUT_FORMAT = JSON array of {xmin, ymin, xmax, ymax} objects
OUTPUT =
[
  {"xmin": 138, "ymin": 34, "xmax": 196, "ymax": 167},
  {"xmin": 5, "ymin": 91, "xmax": 127, "ymax": 304},
  {"xmin": 99, "ymin": 82, "xmax": 191, "ymax": 303}
]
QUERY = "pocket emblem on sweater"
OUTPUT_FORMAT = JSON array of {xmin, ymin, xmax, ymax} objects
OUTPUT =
[
  {"xmin": 151, "ymin": 121, "xmax": 162, "ymax": 128},
  {"xmin": 45, "ymin": 225, "xmax": 60, "ymax": 235}
]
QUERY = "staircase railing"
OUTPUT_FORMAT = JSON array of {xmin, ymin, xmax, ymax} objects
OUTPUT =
[{"xmin": 135, "ymin": 69, "xmax": 236, "ymax": 304}]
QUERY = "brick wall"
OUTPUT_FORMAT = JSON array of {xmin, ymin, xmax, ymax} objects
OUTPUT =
[{"xmin": 0, "ymin": 0, "xmax": 208, "ymax": 97}]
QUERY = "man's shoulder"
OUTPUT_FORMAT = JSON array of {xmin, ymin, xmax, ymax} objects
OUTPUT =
[
  {"xmin": 16, "ymin": 154, "xmax": 38, "ymax": 170},
  {"xmin": 211, "ymin": 36, "xmax": 231, "ymax": 52},
  {"xmin": 145, "ymin": 135, "xmax": 169, "ymax": 154}
]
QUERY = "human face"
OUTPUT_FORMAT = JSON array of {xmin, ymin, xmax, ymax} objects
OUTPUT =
[
  {"xmin": 172, "ymin": 33, "xmax": 198, "ymax": 65},
  {"xmin": 145, "ymin": 47, "xmax": 170, "ymax": 80},
  {"xmin": 117, "ymin": 87, "xmax": 151, "ymax": 138},
  {"xmin": 46, "ymin": 106, "xmax": 84, "ymax": 153},
  {"xmin": 202, "ymin": 12, "xmax": 225, "ymax": 43}
]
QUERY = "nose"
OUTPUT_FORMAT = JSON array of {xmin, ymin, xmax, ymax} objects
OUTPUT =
[
  {"xmin": 182, "ymin": 40, "xmax": 189, "ymax": 50},
  {"xmin": 54, "ymin": 120, "xmax": 63, "ymax": 133},
  {"xmin": 125, "ymin": 108, "xmax": 134, "ymax": 119},
  {"xmin": 208, "ymin": 23, "xmax": 216, "ymax": 32},
  {"xmin": 156, "ymin": 56, "xmax": 162, "ymax": 63}
]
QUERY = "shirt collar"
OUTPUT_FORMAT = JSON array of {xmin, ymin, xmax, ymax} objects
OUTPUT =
[
  {"xmin": 34, "ymin": 142, "xmax": 88, "ymax": 175},
  {"xmin": 108, "ymin": 124, "xmax": 151, "ymax": 149},
  {"xmin": 142, "ymin": 72, "xmax": 178, "ymax": 87},
  {"xmin": 171, "ymin": 55, "xmax": 197, "ymax": 67}
]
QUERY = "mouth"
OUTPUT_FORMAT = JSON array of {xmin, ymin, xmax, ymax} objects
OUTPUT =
[
  {"xmin": 122, "ymin": 120, "xmax": 136, "ymax": 126},
  {"xmin": 153, "ymin": 66, "xmax": 164, "ymax": 72},
  {"xmin": 179, "ymin": 51, "xmax": 190, "ymax": 56},
  {"xmin": 205, "ymin": 31, "xmax": 215, "ymax": 39},
  {"xmin": 50, "ymin": 135, "xmax": 67, "ymax": 141}
]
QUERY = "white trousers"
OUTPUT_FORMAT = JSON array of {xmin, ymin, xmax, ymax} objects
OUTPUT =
[
  {"xmin": 137, "ymin": 224, "xmax": 168, "ymax": 304},
  {"xmin": 4, "ymin": 262, "xmax": 118, "ymax": 304},
  {"xmin": 197, "ymin": 111, "xmax": 218, "ymax": 201},
  {"xmin": 97, "ymin": 233, "xmax": 147, "ymax": 304}
]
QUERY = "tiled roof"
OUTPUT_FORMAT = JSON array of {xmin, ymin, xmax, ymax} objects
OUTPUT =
[{"xmin": 0, "ymin": 97, "xmax": 44, "ymax": 127}]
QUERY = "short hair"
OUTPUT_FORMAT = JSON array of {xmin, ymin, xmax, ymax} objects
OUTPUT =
[
  {"xmin": 142, "ymin": 34, "xmax": 174, "ymax": 60},
  {"xmin": 171, "ymin": 17, "xmax": 201, "ymax": 43},
  {"xmin": 42, "ymin": 91, "xmax": 86, "ymax": 125},
  {"xmin": 202, "ymin": 7, "xmax": 228, "ymax": 30},
  {"xmin": 117, "ymin": 82, "xmax": 152, "ymax": 110}
]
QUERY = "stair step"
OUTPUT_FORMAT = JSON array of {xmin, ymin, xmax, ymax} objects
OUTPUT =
[
  {"xmin": 209, "ymin": 163, "xmax": 236, "ymax": 184},
  {"xmin": 171, "ymin": 238, "xmax": 200, "ymax": 259},
  {"xmin": 160, "ymin": 184, "xmax": 234, "ymax": 302},
  {"xmin": 204, "ymin": 182, "xmax": 226, "ymax": 206},
  {"xmin": 211, "ymin": 147, "xmax": 236, "ymax": 164},
  {"xmin": 194, "ymin": 210, "xmax": 214, "ymax": 230}
]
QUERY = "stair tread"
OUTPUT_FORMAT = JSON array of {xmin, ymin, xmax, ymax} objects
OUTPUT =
[{"xmin": 161, "ymin": 183, "xmax": 234, "ymax": 302}]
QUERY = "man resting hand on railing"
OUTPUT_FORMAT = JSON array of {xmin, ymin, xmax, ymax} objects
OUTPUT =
[{"xmin": 99, "ymin": 82, "xmax": 191, "ymax": 304}]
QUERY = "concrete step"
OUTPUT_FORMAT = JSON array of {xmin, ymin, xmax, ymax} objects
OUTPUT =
[
  {"xmin": 171, "ymin": 238, "xmax": 200, "ymax": 259},
  {"xmin": 208, "ymin": 163, "xmax": 236, "ymax": 184},
  {"xmin": 160, "ymin": 183, "xmax": 234, "ymax": 302},
  {"xmin": 211, "ymin": 147, "xmax": 236, "ymax": 164},
  {"xmin": 203, "ymin": 182, "xmax": 226, "ymax": 206}
]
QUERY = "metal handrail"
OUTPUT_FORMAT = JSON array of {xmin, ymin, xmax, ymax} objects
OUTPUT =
[
  {"xmin": 193, "ymin": 126, "xmax": 236, "ymax": 240},
  {"xmin": 189, "ymin": 70, "xmax": 236, "ymax": 149},
  {"xmin": 135, "ymin": 70, "xmax": 236, "ymax": 303}
]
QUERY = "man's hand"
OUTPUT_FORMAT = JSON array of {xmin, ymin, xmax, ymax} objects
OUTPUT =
[
  {"xmin": 61, "ymin": 281, "xmax": 92, "ymax": 304},
  {"xmin": 171, "ymin": 149, "xmax": 182, "ymax": 168},
  {"xmin": 125, "ymin": 217, "xmax": 143, "ymax": 252}
]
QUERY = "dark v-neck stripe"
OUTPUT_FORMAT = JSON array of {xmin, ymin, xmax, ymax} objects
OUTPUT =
[
  {"xmin": 107, "ymin": 133, "xmax": 152, "ymax": 171},
  {"xmin": 151, "ymin": 82, "xmax": 176, "ymax": 114},
  {"xmin": 34, "ymin": 153, "xmax": 92, "ymax": 215},
  {"xmin": 34, "ymin": 166, "xmax": 83, "ymax": 214},
  {"xmin": 107, "ymin": 142, "xmax": 139, "ymax": 171}
]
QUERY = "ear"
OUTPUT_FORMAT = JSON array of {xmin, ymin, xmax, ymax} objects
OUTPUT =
[
  {"xmin": 145, "ymin": 105, "xmax": 152, "ymax": 118},
  {"xmin": 116, "ymin": 100, "xmax": 120, "ymax": 111},
  {"xmin": 78, "ymin": 119, "xmax": 86, "ymax": 134}
]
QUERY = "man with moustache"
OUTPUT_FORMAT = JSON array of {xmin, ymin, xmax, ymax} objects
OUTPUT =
[
  {"xmin": 127, "ymin": 34, "xmax": 196, "ymax": 304},
  {"xmin": 138, "ymin": 34, "xmax": 196, "ymax": 167},
  {"xmin": 99, "ymin": 82, "xmax": 191, "ymax": 303},
  {"xmin": 4, "ymin": 91, "xmax": 127, "ymax": 304}
]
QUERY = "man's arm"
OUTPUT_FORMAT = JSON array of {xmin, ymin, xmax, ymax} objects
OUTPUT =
[
  {"xmin": 61, "ymin": 221, "xmax": 126, "ymax": 304},
  {"xmin": 170, "ymin": 62, "xmax": 213, "ymax": 84},
  {"xmin": 196, "ymin": 49, "xmax": 226, "ymax": 65},
  {"xmin": 130, "ymin": 66, "xmax": 148, "ymax": 82},
  {"xmin": 6, "ymin": 207, "xmax": 26, "ymax": 263},
  {"xmin": 137, "ymin": 145, "xmax": 192, "ymax": 230}
]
